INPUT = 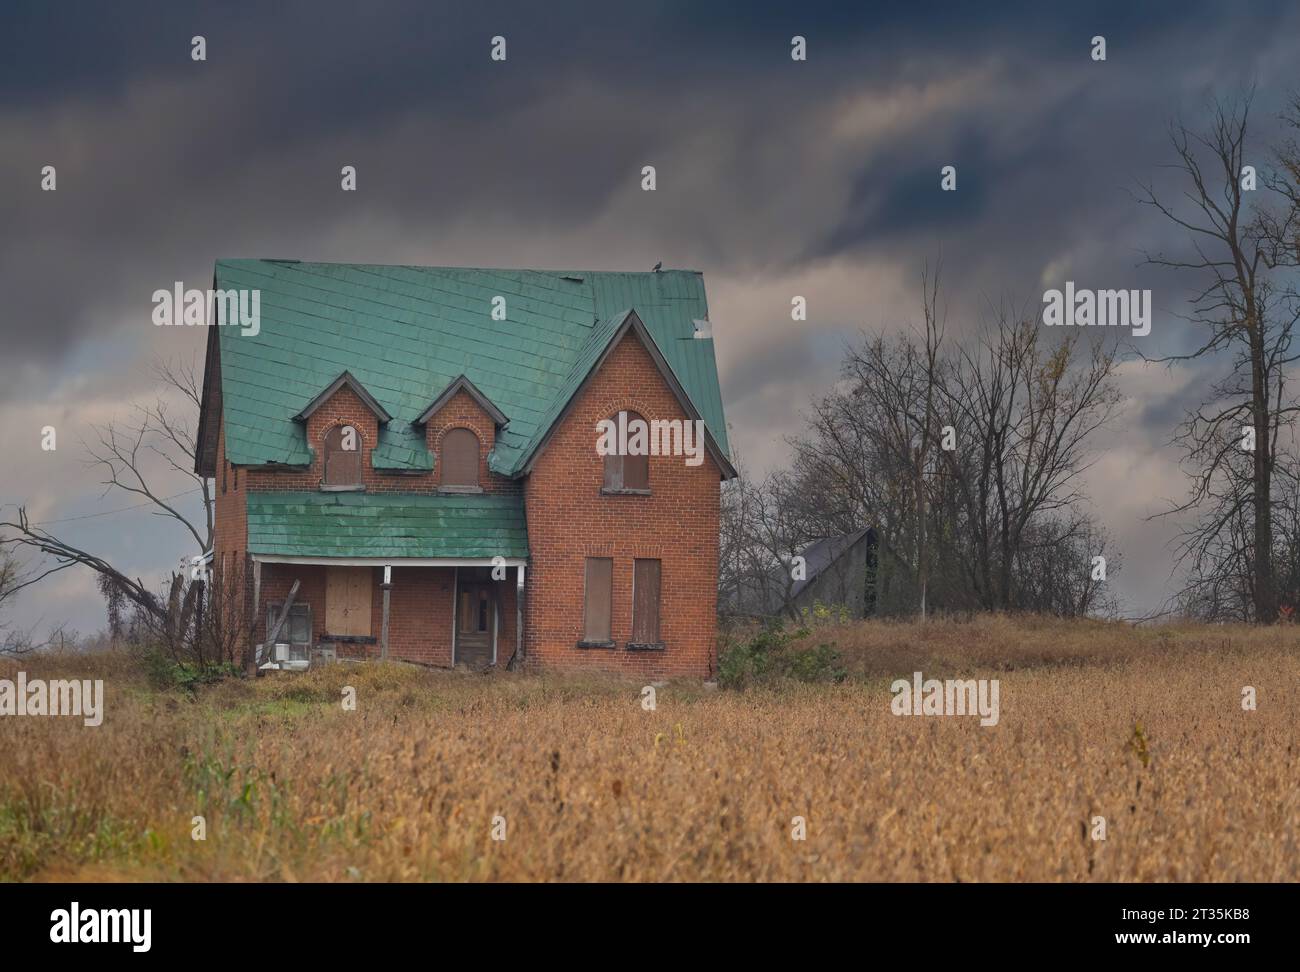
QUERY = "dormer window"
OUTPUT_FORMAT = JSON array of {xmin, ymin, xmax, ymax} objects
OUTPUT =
[
  {"xmin": 440, "ymin": 427, "xmax": 481, "ymax": 490},
  {"xmin": 323, "ymin": 424, "xmax": 363, "ymax": 489}
]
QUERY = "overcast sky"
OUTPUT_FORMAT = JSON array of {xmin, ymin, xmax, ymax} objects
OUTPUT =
[{"xmin": 3, "ymin": 0, "xmax": 1300, "ymax": 636}]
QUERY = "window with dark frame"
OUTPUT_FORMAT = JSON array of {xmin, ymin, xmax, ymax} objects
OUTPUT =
[
  {"xmin": 322, "ymin": 425, "xmax": 363, "ymax": 487},
  {"xmin": 602, "ymin": 410, "xmax": 649, "ymax": 492},
  {"xmin": 441, "ymin": 427, "xmax": 481, "ymax": 489},
  {"xmin": 583, "ymin": 557, "xmax": 613, "ymax": 644},
  {"xmin": 631, "ymin": 558, "xmax": 661, "ymax": 645},
  {"xmin": 267, "ymin": 601, "xmax": 312, "ymax": 662}
]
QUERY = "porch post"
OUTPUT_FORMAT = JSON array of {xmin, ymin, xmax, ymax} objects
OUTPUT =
[
  {"xmin": 381, "ymin": 564, "xmax": 392, "ymax": 661},
  {"xmin": 248, "ymin": 559, "xmax": 262, "ymax": 675},
  {"xmin": 514, "ymin": 563, "xmax": 525, "ymax": 669}
]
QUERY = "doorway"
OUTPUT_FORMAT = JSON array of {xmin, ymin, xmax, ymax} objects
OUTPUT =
[{"xmin": 454, "ymin": 572, "xmax": 496, "ymax": 668}]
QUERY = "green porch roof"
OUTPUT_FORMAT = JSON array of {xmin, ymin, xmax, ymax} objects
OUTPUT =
[
  {"xmin": 246, "ymin": 491, "xmax": 529, "ymax": 560},
  {"xmin": 212, "ymin": 260, "xmax": 730, "ymax": 476}
]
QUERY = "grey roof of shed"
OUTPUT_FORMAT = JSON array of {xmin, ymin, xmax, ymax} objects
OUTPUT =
[{"xmin": 786, "ymin": 527, "xmax": 873, "ymax": 600}]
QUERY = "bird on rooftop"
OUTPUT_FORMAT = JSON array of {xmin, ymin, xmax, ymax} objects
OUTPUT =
[{"xmin": 652, "ymin": 261, "xmax": 662, "ymax": 272}]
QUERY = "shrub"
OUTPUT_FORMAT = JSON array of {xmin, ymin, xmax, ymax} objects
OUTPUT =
[
  {"xmin": 718, "ymin": 618, "xmax": 845, "ymax": 689},
  {"xmin": 140, "ymin": 647, "xmax": 241, "ymax": 693}
]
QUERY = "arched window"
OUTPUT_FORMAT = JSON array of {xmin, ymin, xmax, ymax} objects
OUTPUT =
[
  {"xmin": 322, "ymin": 424, "xmax": 363, "ymax": 488},
  {"xmin": 603, "ymin": 410, "xmax": 649, "ymax": 492},
  {"xmin": 441, "ymin": 427, "xmax": 480, "ymax": 489}
]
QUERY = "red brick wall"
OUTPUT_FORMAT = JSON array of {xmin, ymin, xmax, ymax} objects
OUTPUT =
[
  {"xmin": 211, "ymin": 419, "xmax": 251, "ymax": 658},
  {"xmin": 212, "ymin": 420, "xmax": 247, "ymax": 567},
  {"xmin": 522, "ymin": 329, "xmax": 722, "ymax": 678}
]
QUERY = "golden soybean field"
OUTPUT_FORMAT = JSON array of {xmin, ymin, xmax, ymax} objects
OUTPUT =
[{"xmin": 1, "ymin": 616, "xmax": 1296, "ymax": 882}]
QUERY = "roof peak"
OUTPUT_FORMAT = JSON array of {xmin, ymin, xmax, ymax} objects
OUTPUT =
[
  {"xmin": 216, "ymin": 257, "xmax": 703, "ymax": 277},
  {"xmin": 415, "ymin": 374, "xmax": 509, "ymax": 427},
  {"xmin": 293, "ymin": 370, "xmax": 393, "ymax": 425}
]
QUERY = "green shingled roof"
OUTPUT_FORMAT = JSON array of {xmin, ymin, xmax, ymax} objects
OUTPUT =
[
  {"xmin": 212, "ymin": 260, "xmax": 730, "ymax": 476},
  {"xmin": 246, "ymin": 491, "xmax": 528, "ymax": 559}
]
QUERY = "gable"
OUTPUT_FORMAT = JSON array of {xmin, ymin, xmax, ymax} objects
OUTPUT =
[
  {"xmin": 200, "ymin": 260, "xmax": 729, "ymax": 478},
  {"xmin": 295, "ymin": 371, "xmax": 393, "ymax": 424},
  {"xmin": 416, "ymin": 374, "xmax": 508, "ymax": 427},
  {"xmin": 519, "ymin": 310, "xmax": 735, "ymax": 479},
  {"xmin": 525, "ymin": 325, "xmax": 728, "ymax": 505}
]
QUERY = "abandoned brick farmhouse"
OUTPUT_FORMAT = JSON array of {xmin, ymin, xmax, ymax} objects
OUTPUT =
[{"xmin": 196, "ymin": 260, "xmax": 734, "ymax": 678}]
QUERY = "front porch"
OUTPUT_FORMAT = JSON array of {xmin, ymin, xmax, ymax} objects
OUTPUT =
[
  {"xmin": 243, "ymin": 489, "xmax": 530, "ymax": 671},
  {"xmin": 253, "ymin": 558, "xmax": 526, "ymax": 671}
]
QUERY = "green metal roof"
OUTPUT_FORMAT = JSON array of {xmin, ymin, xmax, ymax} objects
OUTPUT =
[
  {"xmin": 246, "ymin": 491, "xmax": 529, "ymax": 559},
  {"xmin": 212, "ymin": 260, "xmax": 730, "ymax": 476}
]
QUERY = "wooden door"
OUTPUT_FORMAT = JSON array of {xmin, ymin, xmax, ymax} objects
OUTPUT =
[
  {"xmin": 326, "ymin": 567, "xmax": 372, "ymax": 637},
  {"xmin": 455, "ymin": 581, "xmax": 495, "ymax": 668}
]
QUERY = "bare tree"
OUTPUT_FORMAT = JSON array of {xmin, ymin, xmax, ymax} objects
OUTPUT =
[
  {"xmin": 944, "ymin": 309, "xmax": 1121, "ymax": 610},
  {"xmin": 1141, "ymin": 93, "xmax": 1300, "ymax": 622},
  {"xmin": 719, "ymin": 466, "xmax": 820, "ymax": 620},
  {"xmin": 0, "ymin": 356, "xmax": 213, "ymax": 633},
  {"xmin": 84, "ymin": 357, "xmax": 213, "ymax": 553},
  {"xmin": 912, "ymin": 264, "xmax": 946, "ymax": 619},
  {"xmin": 0, "ymin": 547, "xmax": 68, "ymax": 655},
  {"xmin": 787, "ymin": 268, "xmax": 948, "ymax": 616}
]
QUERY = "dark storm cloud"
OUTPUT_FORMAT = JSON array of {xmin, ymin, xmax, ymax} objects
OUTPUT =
[
  {"xmin": 819, "ymin": 129, "xmax": 1003, "ymax": 254},
  {"xmin": 1, "ymin": 0, "xmax": 1295, "ymax": 389},
  {"xmin": 720, "ymin": 329, "xmax": 821, "ymax": 408},
  {"xmin": 1, "ymin": 3, "xmax": 808, "ymax": 369},
  {"xmin": 4, "ymin": 0, "xmax": 1291, "ymax": 373},
  {"xmin": 2, "ymin": 1, "xmax": 194, "ymax": 102},
  {"xmin": 1138, "ymin": 363, "xmax": 1212, "ymax": 438}
]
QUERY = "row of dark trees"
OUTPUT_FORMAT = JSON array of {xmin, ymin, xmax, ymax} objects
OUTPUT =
[{"xmin": 721, "ymin": 275, "xmax": 1124, "ymax": 620}]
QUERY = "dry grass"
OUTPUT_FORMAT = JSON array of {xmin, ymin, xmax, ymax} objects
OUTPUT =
[{"xmin": 1, "ymin": 616, "xmax": 1296, "ymax": 881}]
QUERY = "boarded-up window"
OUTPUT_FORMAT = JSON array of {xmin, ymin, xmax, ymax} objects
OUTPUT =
[
  {"xmin": 632, "ymin": 559, "xmax": 661, "ymax": 644},
  {"xmin": 603, "ymin": 411, "xmax": 649, "ymax": 491},
  {"xmin": 323, "ymin": 425, "xmax": 363, "ymax": 487},
  {"xmin": 583, "ymin": 558, "xmax": 613, "ymax": 642},
  {"xmin": 326, "ymin": 566, "xmax": 372, "ymax": 636},
  {"xmin": 441, "ymin": 428, "xmax": 480, "ymax": 488}
]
